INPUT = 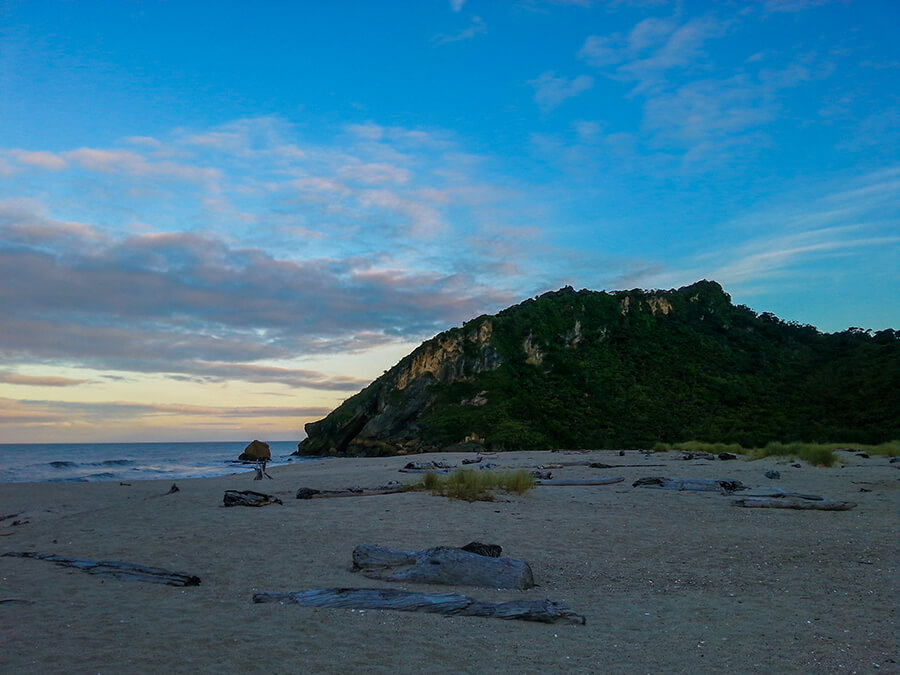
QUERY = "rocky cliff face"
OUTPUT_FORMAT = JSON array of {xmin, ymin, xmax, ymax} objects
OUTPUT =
[
  {"xmin": 296, "ymin": 318, "xmax": 503, "ymax": 456},
  {"xmin": 296, "ymin": 280, "xmax": 899, "ymax": 455}
]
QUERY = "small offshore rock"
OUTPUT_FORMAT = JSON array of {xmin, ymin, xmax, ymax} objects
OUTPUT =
[
  {"xmin": 239, "ymin": 439, "xmax": 271, "ymax": 462},
  {"xmin": 765, "ymin": 470, "xmax": 781, "ymax": 480}
]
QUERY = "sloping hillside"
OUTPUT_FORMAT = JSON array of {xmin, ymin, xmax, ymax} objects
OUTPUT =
[{"xmin": 296, "ymin": 281, "xmax": 899, "ymax": 456}]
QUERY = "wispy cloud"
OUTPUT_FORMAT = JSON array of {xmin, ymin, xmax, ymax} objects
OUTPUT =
[
  {"xmin": 0, "ymin": 372, "xmax": 88, "ymax": 387},
  {"xmin": 0, "ymin": 395, "xmax": 332, "ymax": 431},
  {"xmin": 579, "ymin": 15, "xmax": 728, "ymax": 91},
  {"xmin": 529, "ymin": 71, "xmax": 594, "ymax": 112},
  {"xmin": 678, "ymin": 167, "xmax": 900, "ymax": 292},
  {"xmin": 11, "ymin": 150, "xmax": 67, "ymax": 171},
  {"xmin": 432, "ymin": 16, "xmax": 487, "ymax": 45}
]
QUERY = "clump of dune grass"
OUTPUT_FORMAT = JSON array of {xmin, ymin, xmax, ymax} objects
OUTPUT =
[
  {"xmin": 650, "ymin": 440, "xmax": 899, "ymax": 467},
  {"xmin": 749, "ymin": 440, "xmax": 900, "ymax": 466},
  {"xmin": 748, "ymin": 442, "xmax": 837, "ymax": 467},
  {"xmin": 423, "ymin": 469, "xmax": 535, "ymax": 501},
  {"xmin": 856, "ymin": 440, "xmax": 900, "ymax": 457},
  {"xmin": 652, "ymin": 441, "xmax": 745, "ymax": 454}
]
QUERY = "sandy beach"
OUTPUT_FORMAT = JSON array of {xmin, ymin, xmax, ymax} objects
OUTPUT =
[{"xmin": 2, "ymin": 450, "xmax": 897, "ymax": 674}]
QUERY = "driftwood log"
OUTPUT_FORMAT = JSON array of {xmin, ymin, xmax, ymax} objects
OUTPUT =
[
  {"xmin": 352, "ymin": 545, "xmax": 534, "ymax": 590},
  {"xmin": 732, "ymin": 497, "xmax": 857, "ymax": 511},
  {"xmin": 296, "ymin": 483, "xmax": 409, "ymax": 500},
  {"xmin": 398, "ymin": 461, "xmax": 454, "ymax": 474},
  {"xmin": 223, "ymin": 490, "xmax": 283, "ymax": 507},
  {"xmin": 633, "ymin": 477, "xmax": 748, "ymax": 493},
  {"xmin": 253, "ymin": 588, "xmax": 586, "ymax": 625},
  {"xmin": 742, "ymin": 489, "xmax": 824, "ymax": 501},
  {"xmin": 461, "ymin": 541, "xmax": 502, "ymax": 557},
  {"xmin": 535, "ymin": 477, "xmax": 625, "ymax": 487},
  {"xmin": 253, "ymin": 460, "xmax": 273, "ymax": 480},
  {"xmin": 2, "ymin": 552, "xmax": 201, "ymax": 586},
  {"xmin": 538, "ymin": 462, "xmax": 664, "ymax": 469}
]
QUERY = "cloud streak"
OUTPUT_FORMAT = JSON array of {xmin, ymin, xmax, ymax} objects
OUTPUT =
[
  {"xmin": 432, "ymin": 16, "xmax": 487, "ymax": 45},
  {"xmin": 529, "ymin": 71, "xmax": 595, "ymax": 113}
]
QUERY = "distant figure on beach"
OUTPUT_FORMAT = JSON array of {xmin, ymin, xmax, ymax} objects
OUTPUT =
[{"xmin": 254, "ymin": 459, "xmax": 273, "ymax": 480}]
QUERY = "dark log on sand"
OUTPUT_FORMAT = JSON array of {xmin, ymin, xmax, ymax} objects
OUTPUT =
[
  {"xmin": 398, "ymin": 461, "xmax": 454, "ymax": 474},
  {"xmin": 223, "ymin": 490, "xmax": 282, "ymax": 507},
  {"xmin": 461, "ymin": 541, "xmax": 502, "ymax": 557},
  {"xmin": 538, "ymin": 462, "xmax": 664, "ymax": 469},
  {"xmin": 352, "ymin": 544, "xmax": 534, "ymax": 590},
  {"xmin": 535, "ymin": 477, "xmax": 624, "ymax": 487},
  {"xmin": 633, "ymin": 477, "xmax": 748, "ymax": 493},
  {"xmin": 253, "ymin": 588, "xmax": 586, "ymax": 625},
  {"xmin": 2, "ymin": 552, "xmax": 201, "ymax": 586},
  {"xmin": 742, "ymin": 490, "xmax": 824, "ymax": 501},
  {"xmin": 296, "ymin": 483, "xmax": 410, "ymax": 500},
  {"xmin": 732, "ymin": 497, "xmax": 857, "ymax": 511}
]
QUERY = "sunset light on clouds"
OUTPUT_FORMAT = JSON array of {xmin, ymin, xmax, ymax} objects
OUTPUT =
[{"xmin": 1, "ymin": 0, "xmax": 897, "ymax": 442}]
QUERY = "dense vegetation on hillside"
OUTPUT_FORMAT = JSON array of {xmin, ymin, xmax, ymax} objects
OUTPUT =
[{"xmin": 297, "ymin": 281, "xmax": 899, "ymax": 455}]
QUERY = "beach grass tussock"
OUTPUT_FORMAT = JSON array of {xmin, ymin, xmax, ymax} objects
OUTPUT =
[
  {"xmin": 423, "ymin": 469, "xmax": 535, "ymax": 501},
  {"xmin": 652, "ymin": 440, "xmax": 900, "ymax": 467}
]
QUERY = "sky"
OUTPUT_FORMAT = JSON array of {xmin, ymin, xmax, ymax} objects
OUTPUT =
[{"xmin": 0, "ymin": 0, "xmax": 898, "ymax": 443}]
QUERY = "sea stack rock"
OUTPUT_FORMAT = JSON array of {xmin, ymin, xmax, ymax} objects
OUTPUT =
[{"xmin": 239, "ymin": 440, "xmax": 271, "ymax": 461}]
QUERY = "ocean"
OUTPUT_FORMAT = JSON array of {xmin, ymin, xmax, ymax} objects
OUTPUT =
[{"xmin": 0, "ymin": 441, "xmax": 316, "ymax": 483}]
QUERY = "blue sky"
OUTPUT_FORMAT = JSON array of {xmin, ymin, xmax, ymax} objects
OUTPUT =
[{"xmin": 1, "ymin": 0, "xmax": 897, "ymax": 442}]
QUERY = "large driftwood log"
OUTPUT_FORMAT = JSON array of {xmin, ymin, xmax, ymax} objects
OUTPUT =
[
  {"xmin": 223, "ymin": 490, "xmax": 282, "ymax": 507},
  {"xmin": 731, "ymin": 497, "xmax": 857, "ymax": 511},
  {"xmin": 253, "ymin": 588, "xmax": 585, "ymax": 625},
  {"xmin": 296, "ymin": 483, "xmax": 410, "ymax": 500},
  {"xmin": 633, "ymin": 477, "xmax": 748, "ymax": 493},
  {"xmin": 352, "ymin": 545, "xmax": 534, "ymax": 590},
  {"xmin": 535, "ymin": 477, "xmax": 624, "ymax": 487},
  {"xmin": 398, "ymin": 461, "xmax": 454, "ymax": 474},
  {"xmin": 742, "ymin": 489, "xmax": 824, "ymax": 501},
  {"xmin": 2, "ymin": 552, "xmax": 201, "ymax": 586}
]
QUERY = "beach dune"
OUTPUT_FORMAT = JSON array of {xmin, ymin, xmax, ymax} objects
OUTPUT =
[{"xmin": 2, "ymin": 450, "xmax": 897, "ymax": 673}]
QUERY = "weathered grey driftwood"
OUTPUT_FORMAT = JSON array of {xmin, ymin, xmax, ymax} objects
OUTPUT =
[
  {"xmin": 633, "ymin": 477, "xmax": 748, "ymax": 493},
  {"xmin": 398, "ymin": 461, "xmax": 454, "ymax": 474},
  {"xmin": 732, "ymin": 497, "xmax": 857, "ymax": 511},
  {"xmin": 742, "ymin": 489, "xmax": 824, "ymax": 501},
  {"xmin": 253, "ymin": 459, "xmax": 273, "ymax": 480},
  {"xmin": 296, "ymin": 483, "xmax": 409, "ymax": 500},
  {"xmin": 535, "ymin": 477, "xmax": 625, "ymax": 487},
  {"xmin": 352, "ymin": 544, "xmax": 534, "ymax": 590},
  {"xmin": 538, "ymin": 461, "xmax": 663, "ymax": 469},
  {"xmin": 253, "ymin": 588, "xmax": 586, "ymax": 624},
  {"xmin": 2, "ymin": 552, "xmax": 201, "ymax": 586},
  {"xmin": 223, "ymin": 490, "xmax": 282, "ymax": 507}
]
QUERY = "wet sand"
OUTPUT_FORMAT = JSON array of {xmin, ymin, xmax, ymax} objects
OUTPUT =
[{"xmin": 2, "ymin": 450, "xmax": 897, "ymax": 674}]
